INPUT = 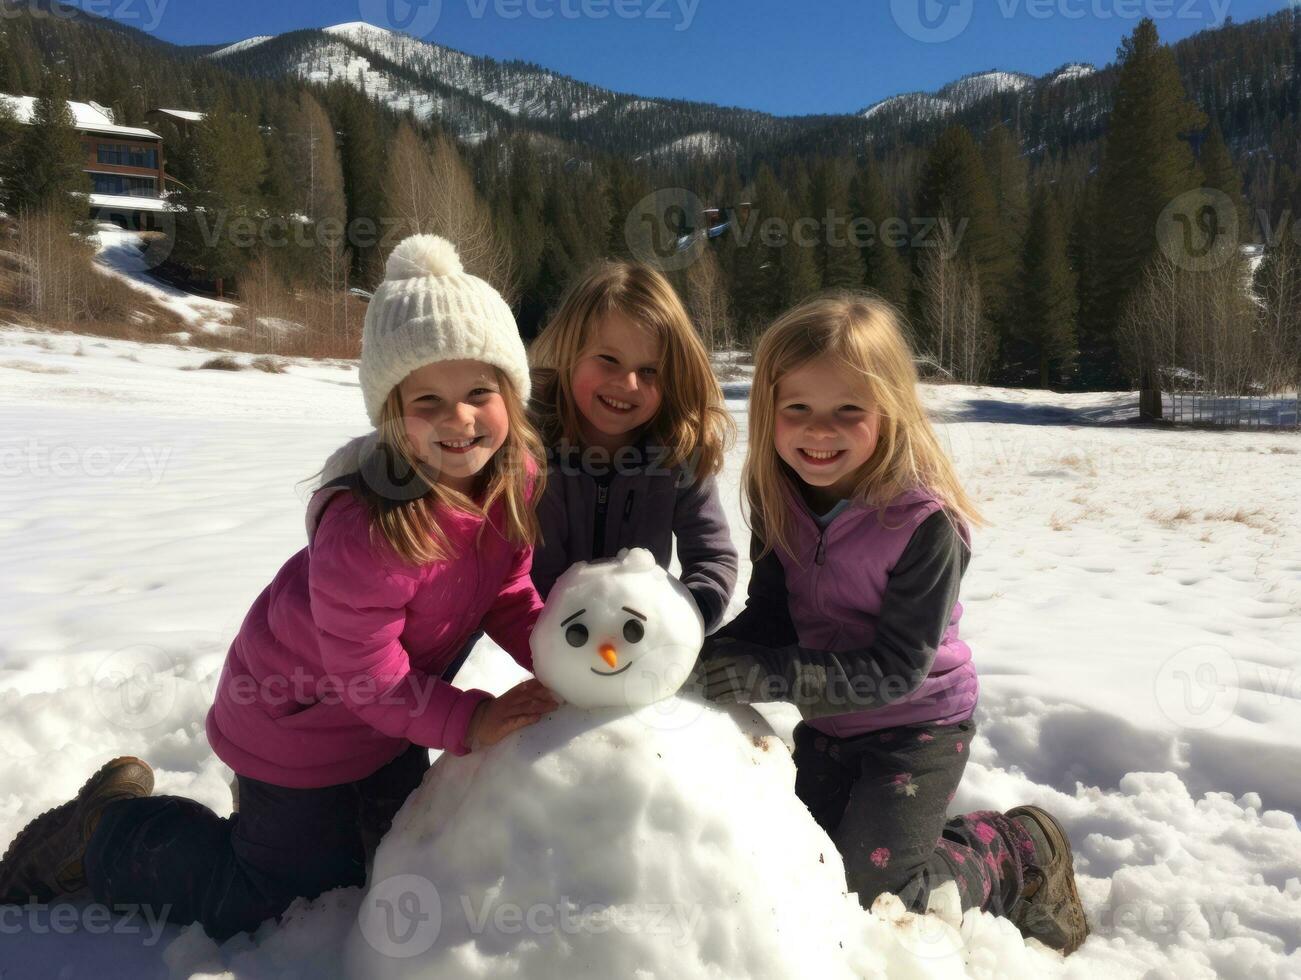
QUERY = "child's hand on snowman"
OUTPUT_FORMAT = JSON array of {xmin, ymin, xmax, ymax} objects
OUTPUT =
[{"xmin": 468, "ymin": 679, "xmax": 561, "ymax": 749}]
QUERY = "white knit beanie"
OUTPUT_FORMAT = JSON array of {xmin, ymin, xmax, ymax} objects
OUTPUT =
[{"xmin": 359, "ymin": 235, "xmax": 530, "ymax": 426}]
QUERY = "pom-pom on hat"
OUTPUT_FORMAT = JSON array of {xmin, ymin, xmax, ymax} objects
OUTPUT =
[{"xmin": 359, "ymin": 234, "xmax": 529, "ymax": 427}]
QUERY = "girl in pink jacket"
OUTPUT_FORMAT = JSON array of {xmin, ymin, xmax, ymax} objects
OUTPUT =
[{"xmin": 0, "ymin": 236, "xmax": 559, "ymax": 941}]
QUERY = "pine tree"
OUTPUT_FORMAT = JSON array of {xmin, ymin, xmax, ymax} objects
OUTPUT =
[
  {"xmin": 808, "ymin": 159, "xmax": 864, "ymax": 290},
  {"xmin": 849, "ymin": 159, "xmax": 910, "ymax": 312},
  {"xmin": 916, "ymin": 126, "xmax": 1004, "ymax": 323},
  {"xmin": 1199, "ymin": 118, "xmax": 1248, "ymax": 234},
  {"xmin": 1093, "ymin": 17, "xmax": 1205, "ymax": 404},
  {"xmin": 982, "ymin": 123, "xmax": 1030, "ymax": 367},
  {"xmin": 0, "ymin": 22, "xmax": 16, "ymax": 92},
  {"xmin": 169, "ymin": 99, "xmax": 267, "ymax": 295},
  {"xmin": 334, "ymin": 92, "xmax": 386, "ymax": 285},
  {"xmin": 1018, "ymin": 186, "xmax": 1078, "ymax": 388},
  {"xmin": 730, "ymin": 165, "xmax": 786, "ymax": 340},
  {"xmin": 8, "ymin": 71, "xmax": 89, "ymax": 220},
  {"xmin": 507, "ymin": 135, "xmax": 547, "ymax": 332}
]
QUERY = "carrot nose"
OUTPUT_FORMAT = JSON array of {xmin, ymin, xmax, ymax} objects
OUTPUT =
[{"xmin": 598, "ymin": 643, "xmax": 618, "ymax": 669}]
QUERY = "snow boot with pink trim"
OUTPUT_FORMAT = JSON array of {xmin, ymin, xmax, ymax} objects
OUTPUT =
[{"xmin": 1005, "ymin": 804, "xmax": 1090, "ymax": 955}]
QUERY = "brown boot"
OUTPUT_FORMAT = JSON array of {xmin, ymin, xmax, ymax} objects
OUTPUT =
[
  {"xmin": 0, "ymin": 757, "xmax": 154, "ymax": 904},
  {"xmin": 1005, "ymin": 805, "xmax": 1090, "ymax": 955}
]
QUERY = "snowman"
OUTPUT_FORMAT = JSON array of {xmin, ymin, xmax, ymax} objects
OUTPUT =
[{"xmin": 342, "ymin": 550, "xmax": 964, "ymax": 980}]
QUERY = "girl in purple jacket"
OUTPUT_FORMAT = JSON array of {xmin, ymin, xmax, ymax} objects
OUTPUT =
[
  {"xmin": 695, "ymin": 292, "xmax": 1089, "ymax": 956},
  {"xmin": 528, "ymin": 261, "xmax": 739, "ymax": 632},
  {"xmin": 0, "ymin": 236, "xmax": 560, "ymax": 941}
]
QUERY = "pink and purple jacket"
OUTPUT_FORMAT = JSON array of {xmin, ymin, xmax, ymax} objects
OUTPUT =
[
  {"xmin": 713, "ymin": 485, "xmax": 978, "ymax": 737},
  {"xmin": 205, "ymin": 478, "xmax": 541, "ymax": 789}
]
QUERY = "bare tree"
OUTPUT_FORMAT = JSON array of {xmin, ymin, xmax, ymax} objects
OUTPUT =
[
  {"xmin": 918, "ymin": 225, "xmax": 993, "ymax": 384},
  {"xmin": 685, "ymin": 243, "xmax": 732, "ymax": 354},
  {"xmin": 381, "ymin": 125, "xmax": 516, "ymax": 302},
  {"xmin": 1255, "ymin": 236, "xmax": 1301, "ymax": 398},
  {"xmin": 1121, "ymin": 250, "xmax": 1266, "ymax": 423},
  {"xmin": 285, "ymin": 92, "xmax": 346, "ymax": 229}
]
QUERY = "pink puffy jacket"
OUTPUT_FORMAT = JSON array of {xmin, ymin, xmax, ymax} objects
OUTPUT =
[{"xmin": 205, "ymin": 480, "xmax": 541, "ymax": 789}]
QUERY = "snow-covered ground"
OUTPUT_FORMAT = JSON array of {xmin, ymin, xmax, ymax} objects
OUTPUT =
[
  {"xmin": 0, "ymin": 326, "xmax": 1298, "ymax": 978},
  {"xmin": 89, "ymin": 225, "xmax": 240, "ymax": 341}
]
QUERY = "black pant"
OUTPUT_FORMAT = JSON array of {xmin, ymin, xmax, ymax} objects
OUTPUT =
[
  {"xmin": 81, "ymin": 632, "xmax": 484, "ymax": 941},
  {"xmin": 793, "ymin": 717, "xmax": 1031, "ymax": 916},
  {"xmin": 84, "ymin": 742, "xmax": 430, "ymax": 942}
]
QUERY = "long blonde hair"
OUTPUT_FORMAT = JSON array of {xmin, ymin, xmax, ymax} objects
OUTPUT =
[
  {"xmin": 356, "ymin": 367, "xmax": 545, "ymax": 566},
  {"xmin": 746, "ymin": 291, "xmax": 984, "ymax": 559},
  {"xmin": 530, "ymin": 261, "xmax": 733, "ymax": 478}
]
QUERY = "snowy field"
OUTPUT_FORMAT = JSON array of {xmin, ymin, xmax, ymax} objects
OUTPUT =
[{"xmin": 0, "ymin": 325, "xmax": 1298, "ymax": 978}]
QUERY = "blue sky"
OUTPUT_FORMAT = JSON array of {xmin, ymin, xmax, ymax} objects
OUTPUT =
[{"xmin": 93, "ymin": 0, "xmax": 1290, "ymax": 115}]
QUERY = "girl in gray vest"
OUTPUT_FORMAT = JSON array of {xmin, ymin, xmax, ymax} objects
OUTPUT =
[
  {"xmin": 694, "ymin": 292, "xmax": 1089, "ymax": 956},
  {"xmin": 528, "ymin": 261, "xmax": 738, "ymax": 633}
]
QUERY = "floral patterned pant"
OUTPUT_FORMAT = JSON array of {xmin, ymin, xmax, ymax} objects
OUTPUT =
[{"xmin": 792, "ymin": 716, "xmax": 1035, "ymax": 916}]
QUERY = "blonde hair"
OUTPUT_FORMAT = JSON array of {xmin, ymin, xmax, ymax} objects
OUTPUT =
[
  {"xmin": 746, "ymin": 291, "xmax": 984, "ymax": 559},
  {"xmin": 529, "ymin": 260, "xmax": 733, "ymax": 478},
  {"xmin": 357, "ymin": 367, "xmax": 545, "ymax": 566}
]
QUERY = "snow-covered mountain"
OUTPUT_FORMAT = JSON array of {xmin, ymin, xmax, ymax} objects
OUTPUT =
[
  {"xmin": 210, "ymin": 21, "xmax": 661, "ymax": 138},
  {"xmin": 858, "ymin": 67, "xmax": 1080, "ymax": 124}
]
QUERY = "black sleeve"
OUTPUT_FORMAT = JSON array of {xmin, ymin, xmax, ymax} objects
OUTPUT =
[
  {"xmin": 724, "ymin": 511, "xmax": 970, "ymax": 718},
  {"xmin": 672, "ymin": 474, "xmax": 740, "ymax": 634},
  {"xmin": 710, "ymin": 527, "xmax": 798, "ymax": 649}
]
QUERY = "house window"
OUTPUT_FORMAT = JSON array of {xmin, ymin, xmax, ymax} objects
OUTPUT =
[
  {"xmin": 91, "ymin": 173, "xmax": 158, "ymax": 198},
  {"xmin": 95, "ymin": 143, "xmax": 158, "ymax": 169}
]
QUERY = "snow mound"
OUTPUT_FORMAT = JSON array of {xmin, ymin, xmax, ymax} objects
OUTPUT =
[{"xmin": 341, "ymin": 700, "xmax": 1063, "ymax": 978}]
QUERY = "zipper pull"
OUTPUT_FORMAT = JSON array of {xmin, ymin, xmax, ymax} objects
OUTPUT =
[
  {"xmin": 815, "ymin": 532, "xmax": 826, "ymax": 566},
  {"xmin": 623, "ymin": 491, "xmax": 635, "ymax": 520},
  {"xmin": 597, "ymin": 484, "xmax": 609, "ymax": 506}
]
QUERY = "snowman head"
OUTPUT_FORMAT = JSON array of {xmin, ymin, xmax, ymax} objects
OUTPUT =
[{"xmin": 531, "ymin": 548, "xmax": 704, "ymax": 708}]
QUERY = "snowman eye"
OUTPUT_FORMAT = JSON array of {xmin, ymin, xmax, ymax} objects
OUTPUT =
[
  {"xmin": 622, "ymin": 619, "xmax": 644, "ymax": 644},
  {"xmin": 565, "ymin": 623, "xmax": 589, "ymax": 648}
]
